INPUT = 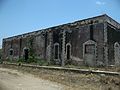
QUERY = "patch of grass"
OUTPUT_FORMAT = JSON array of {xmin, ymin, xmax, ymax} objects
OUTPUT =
[{"xmin": 17, "ymin": 57, "xmax": 49, "ymax": 66}]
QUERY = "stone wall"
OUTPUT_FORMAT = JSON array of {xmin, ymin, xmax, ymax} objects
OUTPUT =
[
  {"xmin": 107, "ymin": 23, "xmax": 120, "ymax": 65},
  {"xmin": 2, "ymin": 14, "xmax": 120, "ymax": 66}
]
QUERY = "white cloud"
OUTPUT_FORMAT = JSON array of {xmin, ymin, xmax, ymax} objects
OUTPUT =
[{"xmin": 96, "ymin": 1, "xmax": 105, "ymax": 5}]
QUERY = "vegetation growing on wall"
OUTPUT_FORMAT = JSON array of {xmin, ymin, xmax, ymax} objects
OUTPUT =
[
  {"xmin": 17, "ymin": 36, "xmax": 48, "ymax": 65},
  {"xmin": 28, "ymin": 36, "xmax": 35, "ymax": 63}
]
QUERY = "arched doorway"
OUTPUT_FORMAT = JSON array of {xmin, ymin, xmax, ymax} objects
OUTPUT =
[
  {"xmin": 83, "ymin": 40, "xmax": 97, "ymax": 66},
  {"xmin": 114, "ymin": 42, "xmax": 120, "ymax": 66},
  {"xmin": 54, "ymin": 43, "xmax": 59, "ymax": 60},
  {"xmin": 66, "ymin": 43, "xmax": 71, "ymax": 60},
  {"xmin": 23, "ymin": 47, "xmax": 29, "ymax": 61}
]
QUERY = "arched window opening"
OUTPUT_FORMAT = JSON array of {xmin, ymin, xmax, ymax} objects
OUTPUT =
[
  {"xmin": 54, "ymin": 43, "xmax": 59, "ymax": 59},
  {"xmin": 9, "ymin": 49, "xmax": 13, "ymax": 56},
  {"xmin": 23, "ymin": 48, "xmax": 29, "ymax": 61},
  {"xmin": 66, "ymin": 43, "xmax": 71, "ymax": 60},
  {"xmin": 85, "ymin": 44, "xmax": 95, "ymax": 54}
]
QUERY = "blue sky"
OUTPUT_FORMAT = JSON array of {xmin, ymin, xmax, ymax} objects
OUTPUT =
[{"xmin": 0, "ymin": 0, "xmax": 120, "ymax": 48}]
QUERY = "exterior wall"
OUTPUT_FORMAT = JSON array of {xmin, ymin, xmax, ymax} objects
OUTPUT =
[
  {"xmin": 93, "ymin": 23, "xmax": 104, "ymax": 66},
  {"xmin": 34, "ymin": 32, "xmax": 46, "ymax": 59},
  {"xmin": 2, "ymin": 14, "xmax": 120, "ymax": 66},
  {"xmin": 64, "ymin": 23, "xmax": 104, "ymax": 66},
  {"xmin": 2, "ymin": 40, "xmax": 11, "ymax": 60},
  {"xmin": 70, "ymin": 25, "xmax": 90, "ymax": 65},
  {"xmin": 52, "ymin": 29, "xmax": 63, "ymax": 64},
  {"xmin": 107, "ymin": 23, "xmax": 120, "ymax": 65}
]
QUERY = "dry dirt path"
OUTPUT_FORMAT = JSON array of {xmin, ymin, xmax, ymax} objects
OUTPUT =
[{"xmin": 0, "ymin": 68, "xmax": 66, "ymax": 90}]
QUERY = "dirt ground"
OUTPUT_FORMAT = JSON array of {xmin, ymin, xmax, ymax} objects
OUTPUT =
[
  {"xmin": 0, "ymin": 68, "xmax": 66, "ymax": 90},
  {"xmin": 0, "ymin": 64, "xmax": 120, "ymax": 90}
]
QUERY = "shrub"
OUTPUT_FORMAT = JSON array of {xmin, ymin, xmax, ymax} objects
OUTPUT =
[{"xmin": 36, "ymin": 59, "xmax": 48, "ymax": 66}]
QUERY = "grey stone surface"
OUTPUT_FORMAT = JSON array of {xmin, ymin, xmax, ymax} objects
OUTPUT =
[
  {"xmin": 83, "ymin": 40, "xmax": 97, "ymax": 66},
  {"xmin": 2, "ymin": 14, "xmax": 120, "ymax": 67},
  {"xmin": 114, "ymin": 42, "xmax": 120, "ymax": 66}
]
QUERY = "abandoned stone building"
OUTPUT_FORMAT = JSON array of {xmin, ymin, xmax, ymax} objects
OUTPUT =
[{"xmin": 2, "ymin": 14, "xmax": 120, "ymax": 66}]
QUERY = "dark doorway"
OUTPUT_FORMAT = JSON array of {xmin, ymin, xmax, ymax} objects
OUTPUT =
[
  {"xmin": 9, "ymin": 49, "xmax": 13, "ymax": 56},
  {"xmin": 54, "ymin": 44, "xmax": 59, "ymax": 59},
  {"xmin": 24, "ymin": 49, "xmax": 29, "ymax": 61},
  {"xmin": 84, "ymin": 43, "xmax": 96, "ymax": 66},
  {"xmin": 66, "ymin": 45, "xmax": 71, "ymax": 60}
]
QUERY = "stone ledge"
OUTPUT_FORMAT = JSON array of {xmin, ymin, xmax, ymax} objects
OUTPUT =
[{"xmin": 2, "ymin": 62, "xmax": 120, "ymax": 76}]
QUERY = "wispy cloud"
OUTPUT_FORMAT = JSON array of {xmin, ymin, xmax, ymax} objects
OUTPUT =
[{"xmin": 96, "ymin": 1, "xmax": 106, "ymax": 5}]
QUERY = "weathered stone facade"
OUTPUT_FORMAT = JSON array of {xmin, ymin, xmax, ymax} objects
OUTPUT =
[{"xmin": 2, "ymin": 14, "xmax": 120, "ymax": 66}]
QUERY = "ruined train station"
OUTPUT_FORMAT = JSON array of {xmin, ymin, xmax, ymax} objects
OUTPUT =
[{"xmin": 2, "ymin": 14, "xmax": 120, "ymax": 66}]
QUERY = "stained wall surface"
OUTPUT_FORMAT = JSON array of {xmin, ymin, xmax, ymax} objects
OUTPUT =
[{"xmin": 2, "ymin": 14, "xmax": 120, "ymax": 66}]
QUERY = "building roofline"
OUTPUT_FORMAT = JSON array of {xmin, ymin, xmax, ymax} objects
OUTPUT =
[{"xmin": 3, "ymin": 14, "xmax": 120, "ymax": 41}]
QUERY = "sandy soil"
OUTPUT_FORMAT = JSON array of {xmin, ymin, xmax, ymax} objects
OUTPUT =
[
  {"xmin": 0, "ymin": 64, "xmax": 120, "ymax": 90},
  {"xmin": 0, "ymin": 68, "xmax": 65, "ymax": 90}
]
